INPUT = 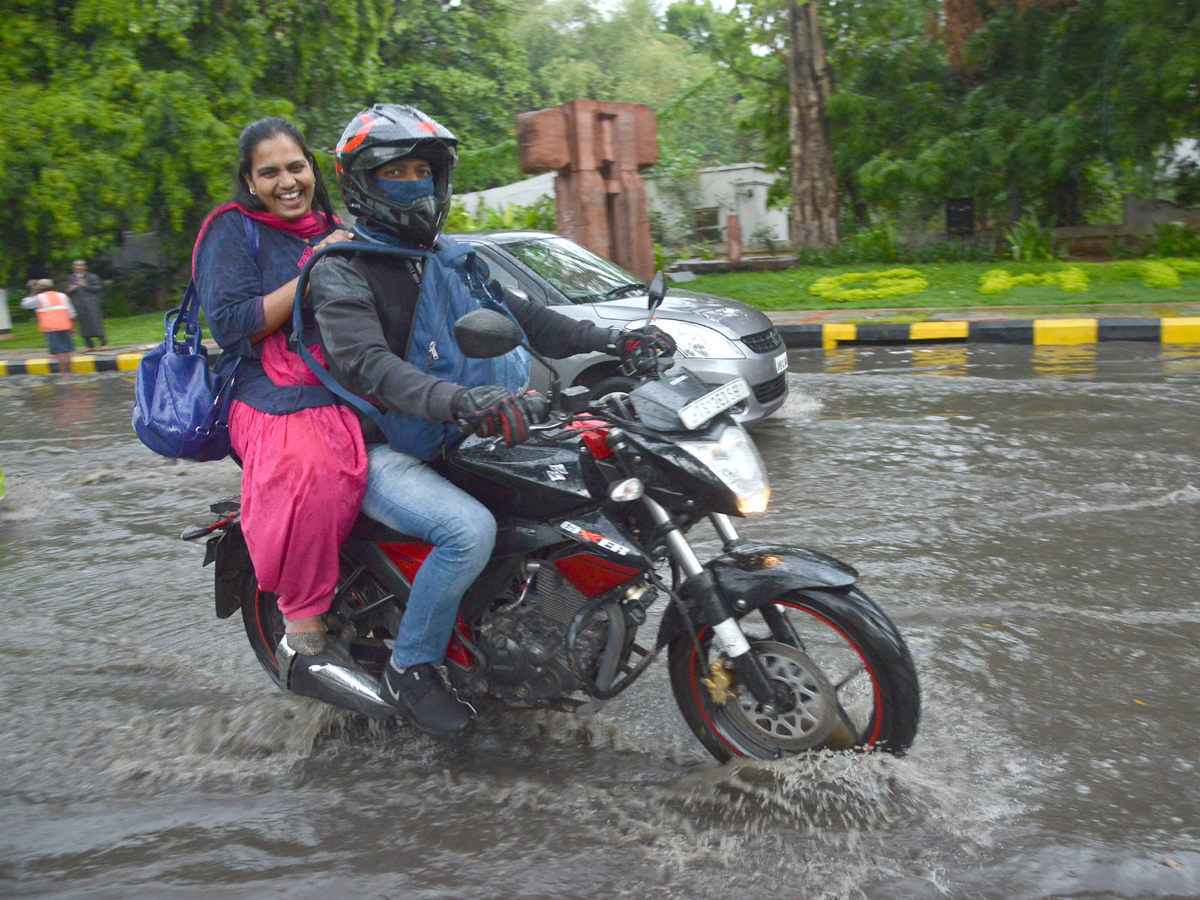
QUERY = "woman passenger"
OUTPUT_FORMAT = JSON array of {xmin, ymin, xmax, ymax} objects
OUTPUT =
[{"xmin": 193, "ymin": 117, "xmax": 360, "ymax": 656}]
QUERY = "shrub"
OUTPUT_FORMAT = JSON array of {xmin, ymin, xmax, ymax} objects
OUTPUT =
[
  {"xmin": 1148, "ymin": 222, "xmax": 1200, "ymax": 257},
  {"xmin": 809, "ymin": 268, "xmax": 929, "ymax": 303},
  {"xmin": 977, "ymin": 267, "xmax": 1090, "ymax": 295},
  {"xmin": 1004, "ymin": 214, "xmax": 1059, "ymax": 262}
]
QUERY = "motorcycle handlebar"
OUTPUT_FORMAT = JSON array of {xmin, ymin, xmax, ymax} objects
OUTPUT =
[{"xmin": 455, "ymin": 390, "xmax": 552, "ymax": 436}]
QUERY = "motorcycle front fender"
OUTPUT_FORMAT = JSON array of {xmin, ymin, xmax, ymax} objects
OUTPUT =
[
  {"xmin": 655, "ymin": 544, "xmax": 858, "ymax": 647},
  {"xmin": 710, "ymin": 543, "xmax": 858, "ymax": 603}
]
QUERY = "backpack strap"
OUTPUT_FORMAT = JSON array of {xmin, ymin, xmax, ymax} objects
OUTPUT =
[
  {"xmin": 240, "ymin": 212, "xmax": 260, "ymax": 264},
  {"xmin": 289, "ymin": 240, "xmax": 433, "ymax": 425}
]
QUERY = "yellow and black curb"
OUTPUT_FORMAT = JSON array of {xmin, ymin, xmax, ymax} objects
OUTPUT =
[
  {"xmin": 2, "ymin": 315, "xmax": 1199, "ymax": 376},
  {"xmin": 0, "ymin": 352, "xmax": 145, "ymax": 377},
  {"xmin": 777, "ymin": 316, "xmax": 1200, "ymax": 349}
]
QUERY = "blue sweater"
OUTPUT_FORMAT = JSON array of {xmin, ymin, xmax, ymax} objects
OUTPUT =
[{"xmin": 194, "ymin": 209, "xmax": 335, "ymax": 413}]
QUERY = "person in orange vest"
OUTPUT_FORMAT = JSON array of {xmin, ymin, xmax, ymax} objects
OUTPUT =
[{"xmin": 21, "ymin": 278, "xmax": 77, "ymax": 374}]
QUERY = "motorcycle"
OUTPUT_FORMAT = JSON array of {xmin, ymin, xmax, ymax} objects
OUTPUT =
[{"xmin": 184, "ymin": 273, "xmax": 919, "ymax": 762}]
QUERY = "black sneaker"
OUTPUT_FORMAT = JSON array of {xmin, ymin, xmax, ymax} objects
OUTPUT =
[{"xmin": 379, "ymin": 661, "xmax": 472, "ymax": 736}]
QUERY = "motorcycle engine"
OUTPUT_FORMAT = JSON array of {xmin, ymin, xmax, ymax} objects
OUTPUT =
[{"xmin": 473, "ymin": 561, "xmax": 651, "ymax": 706}]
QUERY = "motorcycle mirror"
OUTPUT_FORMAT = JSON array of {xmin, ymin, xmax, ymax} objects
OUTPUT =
[
  {"xmin": 453, "ymin": 307, "xmax": 566, "ymax": 412},
  {"xmin": 648, "ymin": 271, "xmax": 667, "ymax": 316},
  {"xmin": 454, "ymin": 309, "xmax": 525, "ymax": 359},
  {"xmin": 645, "ymin": 270, "xmax": 667, "ymax": 329}
]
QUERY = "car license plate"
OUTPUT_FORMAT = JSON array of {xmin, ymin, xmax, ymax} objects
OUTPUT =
[
  {"xmin": 679, "ymin": 378, "xmax": 752, "ymax": 430},
  {"xmin": 774, "ymin": 351, "xmax": 788, "ymax": 375}
]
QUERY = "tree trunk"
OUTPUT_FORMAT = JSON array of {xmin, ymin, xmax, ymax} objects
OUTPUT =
[{"xmin": 788, "ymin": 0, "xmax": 839, "ymax": 251}]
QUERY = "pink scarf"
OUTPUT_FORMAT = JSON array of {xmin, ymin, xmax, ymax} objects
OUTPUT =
[{"xmin": 192, "ymin": 202, "xmax": 342, "ymax": 274}]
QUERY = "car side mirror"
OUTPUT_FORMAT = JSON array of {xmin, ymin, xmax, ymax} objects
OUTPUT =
[{"xmin": 454, "ymin": 309, "xmax": 524, "ymax": 359}]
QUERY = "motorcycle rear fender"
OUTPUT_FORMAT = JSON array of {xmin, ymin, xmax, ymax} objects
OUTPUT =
[{"xmin": 655, "ymin": 543, "xmax": 858, "ymax": 647}]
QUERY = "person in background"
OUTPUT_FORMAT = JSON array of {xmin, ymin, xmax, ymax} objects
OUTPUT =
[
  {"xmin": 66, "ymin": 259, "xmax": 106, "ymax": 349},
  {"xmin": 193, "ymin": 117, "xmax": 358, "ymax": 656},
  {"xmin": 21, "ymin": 278, "xmax": 76, "ymax": 374}
]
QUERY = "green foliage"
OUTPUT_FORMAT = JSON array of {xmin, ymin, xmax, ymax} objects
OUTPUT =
[
  {"xmin": 808, "ymin": 268, "xmax": 929, "ymax": 303},
  {"xmin": 446, "ymin": 197, "xmax": 557, "ymax": 233},
  {"xmin": 697, "ymin": 0, "xmax": 1200, "ymax": 237},
  {"xmin": 455, "ymin": 140, "xmax": 525, "ymax": 194},
  {"xmin": 749, "ymin": 223, "xmax": 779, "ymax": 254},
  {"xmin": 0, "ymin": 0, "xmax": 528, "ymax": 301},
  {"xmin": 1140, "ymin": 260, "xmax": 1181, "ymax": 289},
  {"xmin": 978, "ymin": 267, "xmax": 1089, "ymax": 295},
  {"xmin": 688, "ymin": 259, "xmax": 1200, "ymax": 313},
  {"xmin": 1004, "ymin": 215, "xmax": 1059, "ymax": 262},
  {"xmin": 1148, "ymin": 222, "xmax": 1200, "ymax": 257},
  {"xmin": 849, "ymin": 221, "xmax": 900, "ymax": 264}
]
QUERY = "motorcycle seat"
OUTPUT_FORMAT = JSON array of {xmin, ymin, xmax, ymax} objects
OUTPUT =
[{"xmin": 348, "ymin": 513, "xmax": 423, "ymax": 544}]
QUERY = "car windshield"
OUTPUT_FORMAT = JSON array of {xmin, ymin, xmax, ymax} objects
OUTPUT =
[{"xmin": 502, "ymin": 236, "xmax": 644, "ymax": 304}]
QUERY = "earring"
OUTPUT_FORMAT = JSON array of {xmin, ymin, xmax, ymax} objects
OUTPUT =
[{"xmin": 250, "ymin": 189, "xmax": 257, "ymax": 196}]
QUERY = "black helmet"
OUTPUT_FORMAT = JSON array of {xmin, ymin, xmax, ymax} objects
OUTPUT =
[{"xmin": 335, "ymin": 104, "xmax": 458, "ymax": 246}]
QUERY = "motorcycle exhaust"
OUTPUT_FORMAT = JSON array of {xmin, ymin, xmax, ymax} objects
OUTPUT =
[{"xmin": 277, "ymin": 635, "xmax": 396, "ymax": 720}]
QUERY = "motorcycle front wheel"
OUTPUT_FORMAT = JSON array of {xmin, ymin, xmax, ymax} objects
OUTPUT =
[{"xmin": 668, "ymin": 588, "xmax": 920, "ymax": 762}]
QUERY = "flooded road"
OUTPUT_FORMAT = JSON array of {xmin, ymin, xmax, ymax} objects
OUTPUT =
[{"xmin": 2, "ymin": 342, "xmax": 1199, "ymax": 899}]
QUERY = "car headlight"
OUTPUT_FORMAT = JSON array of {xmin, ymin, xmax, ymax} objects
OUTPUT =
[
  {"xmin": 627, "ymin": 319, "xmax": 744, "ymax": 359},
  {"xmin": 678, "ymin": 425, "xmax": 770, "ymax": 514}
]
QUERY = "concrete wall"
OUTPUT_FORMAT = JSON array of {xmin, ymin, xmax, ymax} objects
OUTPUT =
[
  {"xmin": 455, "ymin": 163, "xmax": 788, "ymax": 249},
  {"xmin": 1121, "ymin": 193, "xmax": 1200, "ymax": 232},
  {"xmin": 456, "ymin": 172, "xmax": 557, "ymax": 217}
]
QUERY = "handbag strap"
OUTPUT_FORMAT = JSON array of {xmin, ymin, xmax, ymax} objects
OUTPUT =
[
  {"xmin": 167, "ymin": 214, "xmax": 259, "ymax": 350},
  {"xmin": 165, "ymin": 281, "xmax": 203, "ymax": 351}
]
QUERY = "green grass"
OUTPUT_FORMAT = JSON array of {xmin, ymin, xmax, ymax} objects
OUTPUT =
[
  {"xmin": 0, "ymin": 311, "xmax": 171, "ymax": 351},
  {"xmin": 689, "ymin": 259, "xmax": 1200, "ymax": 314},
  {"xmin": 3, "ymin": 259, "xmax": 1198, "ymax": 351}
]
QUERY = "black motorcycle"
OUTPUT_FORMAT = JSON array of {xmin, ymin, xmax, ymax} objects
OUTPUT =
[{"xmin": 185, "ymin": 274, "xmax": 919, "ymax": 762}]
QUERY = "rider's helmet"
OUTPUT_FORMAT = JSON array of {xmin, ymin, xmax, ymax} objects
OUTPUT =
[{"xmin": 335, "ymin": 103, "xmax": 458, "ymax": 247}]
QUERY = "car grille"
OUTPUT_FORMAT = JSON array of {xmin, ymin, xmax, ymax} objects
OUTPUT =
[
  {"xmin": 752, "ymin": 373, "xmax": 787, "ymax": 405},
  {"xmin": 742, "ymin": 327, "xmax": 784, "ymax": 354}
]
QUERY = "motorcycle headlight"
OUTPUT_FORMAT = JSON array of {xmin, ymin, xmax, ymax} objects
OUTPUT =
[
  {"xmin": 678, "ymin": 425, "xmax": 770, "ymax": 514},
  {"xmin": 626, "ymin": 319, "xmax": 745, "ymax": 359}
]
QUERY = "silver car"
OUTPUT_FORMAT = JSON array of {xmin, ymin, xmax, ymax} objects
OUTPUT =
[{"xmin": 460, "ymin": 231, "xmax": 788, "ymax": 425}]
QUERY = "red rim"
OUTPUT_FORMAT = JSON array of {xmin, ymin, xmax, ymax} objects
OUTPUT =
[{"xmin": 687, "ymin": 600, "xmax": 883, "ymax": 758}]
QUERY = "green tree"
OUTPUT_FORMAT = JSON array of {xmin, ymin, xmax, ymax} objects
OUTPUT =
[{"xmin": 0, "ymin": 0, "xmax": 394, "ymax": 292}]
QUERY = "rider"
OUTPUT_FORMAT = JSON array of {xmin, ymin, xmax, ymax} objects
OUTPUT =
[{"xmin": 308, "ymin": 103, "xmax": 674, "ymax": 737}]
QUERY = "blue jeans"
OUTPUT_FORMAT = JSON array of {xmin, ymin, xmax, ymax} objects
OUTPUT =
[{"xmin": 361, "ymin": 444, "xmax": 496, "ymax": 668}]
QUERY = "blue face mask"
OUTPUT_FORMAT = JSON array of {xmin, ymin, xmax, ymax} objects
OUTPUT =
[{"xmin": 376, "ymin": 176, "xmax": 435, "ymax": 205}]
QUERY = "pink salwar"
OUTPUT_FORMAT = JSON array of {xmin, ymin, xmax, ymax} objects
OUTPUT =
[{"xmin": 229, "ymin": 332, "xmax": 368, "ymax": 621}]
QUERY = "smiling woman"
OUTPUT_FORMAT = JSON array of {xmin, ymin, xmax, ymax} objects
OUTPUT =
[
  {"xmin": 243, "ymin": 134, "xmax": 317, "ymax": 221},
  {"xmin": 188, "ymin": 116, "xmax": 365, "ymax": 654}
]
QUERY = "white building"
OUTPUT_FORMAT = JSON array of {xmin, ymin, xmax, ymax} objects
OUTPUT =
[{"xmin": 457, "ymin": 163, "xmax": 788, "ymax": 251}]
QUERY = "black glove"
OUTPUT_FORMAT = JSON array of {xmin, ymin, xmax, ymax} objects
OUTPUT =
[
  {"xmin": 614, "ymin": 324, "xmax": 677, "ymax": 376},
  {"xmin": 452, "ymin": 385, "xmax": 536, "ymax": 447}
]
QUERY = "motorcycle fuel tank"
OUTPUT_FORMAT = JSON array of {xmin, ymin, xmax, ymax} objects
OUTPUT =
[{"xmin": 444, "ymin": 435, "xmax": 594, "ymax": 518}]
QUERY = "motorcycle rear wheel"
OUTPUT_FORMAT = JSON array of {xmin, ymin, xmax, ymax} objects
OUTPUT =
[{"xmin": 667, "ymin": 588, "xmax": 920, "ymax": 762}]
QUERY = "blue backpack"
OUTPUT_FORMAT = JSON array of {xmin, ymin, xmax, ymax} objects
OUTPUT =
[{"xmin": 293, "ymin": 235, "xmax": 531, "ymax": 460}]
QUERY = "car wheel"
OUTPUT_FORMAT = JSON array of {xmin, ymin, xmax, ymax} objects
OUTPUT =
[{"xmin": 586, "ymin": 375, "xmax": 638, "ymax": 404}]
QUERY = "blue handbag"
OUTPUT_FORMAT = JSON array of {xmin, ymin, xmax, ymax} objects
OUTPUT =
[
  {"xmin": 132, "ymin": 214, "xmax": 259, "ymax": 461},
  {"xmin": 131, "ymin": 280, "xmax": 238, "ymax": 461}
]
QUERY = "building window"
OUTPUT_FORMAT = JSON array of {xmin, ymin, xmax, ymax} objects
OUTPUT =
[{"xmin": 692, "ymin": 208, "xmax": 721, "ymax": 242}]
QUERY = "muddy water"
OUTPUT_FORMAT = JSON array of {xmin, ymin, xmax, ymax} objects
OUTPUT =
[{"xmin": 1, "ymin": 342, "xmax": 1198, "ymax": 899}]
